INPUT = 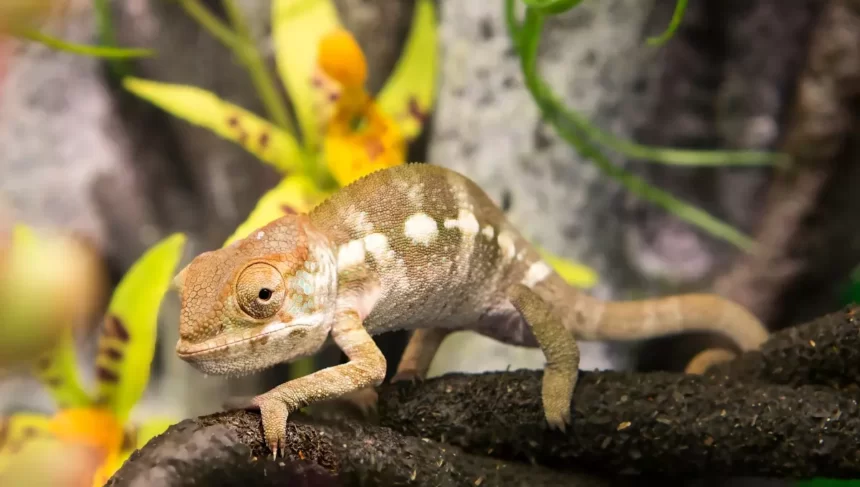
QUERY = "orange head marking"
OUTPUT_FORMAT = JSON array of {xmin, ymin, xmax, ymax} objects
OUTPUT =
[{"xmin": 173, "ymin": 214, "xmax": 337, "ymax": 376}]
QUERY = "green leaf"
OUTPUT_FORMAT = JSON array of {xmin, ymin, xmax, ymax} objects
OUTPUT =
[
  {"xmin": 224, "ymin": 174, "xmax": 331, "ymax": 247},
  {"xmin": 535, "ymin": 246, "xmax": 598, "ymax": 289},
  {"xmin": 16, "ymin": 29, "xmax": 155, "ymax": 59},
  {"xmin": 509, "ymin": 5, "xmax": 756, "ymax": 251},
  {"xmin": 123, "ymin": 77, "xmax": 304, "ymax": 173},
  {"xmin": 0, "ymin": 413, "xmax": 54, "ymax": 473},
  {"xmin": 94, "ymin": 233, "xmax": 186, "ymax": 423},
  {"xmin": 795, "ymin": 480, "xmax": 860, "ymax": 487},
  {"xmin": 32, "ymin": 327, "xmax": 92, "ymax": 409},
  {"xmin": 376, "ymin": 0, "xmax": 439, "ymax": 140},
  {"xmin": 272, "ymin": 0, "xmax": 343, "ymax": 153},
  {"xmin": 647, "ymin": 0, "xmax": 688, "ymax": 46},
  {"xmin": 521, "ymin": 0, "xmax": 584, "ymax": 15}
]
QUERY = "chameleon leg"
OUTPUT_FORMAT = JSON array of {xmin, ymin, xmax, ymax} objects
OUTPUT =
[
  {"xmin": 339, "ymin": 328, "xmax": 452, "ymax": 415},
  {"xmin": 391, "ymin": 328, "xmax": 453, "ymax": 382},
  {"xmin": 506, "ymin": 283, "xmax": 580, "ymax": 431},
  {"xmin": 251, "ymin": 309, "xmax": 387, "ymax": 458}
]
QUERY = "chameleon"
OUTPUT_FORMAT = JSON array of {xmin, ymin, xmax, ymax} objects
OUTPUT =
[{"xmin": 172, "ymin": 163, "xmax": 769, "ymax": 457}]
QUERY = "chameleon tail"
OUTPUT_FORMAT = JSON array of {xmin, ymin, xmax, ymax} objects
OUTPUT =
[
  {"xmin": 560, "ymin": 291, "xmax": 768, "ymax": 367},
  {"xmin": 684, "ymin": 348, "xmax": 737, "ymax": 374}
]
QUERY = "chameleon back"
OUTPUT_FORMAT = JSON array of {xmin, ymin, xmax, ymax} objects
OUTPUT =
[{"xmin": 309, "ymin": 163, "xmax": 541, "ymax": 336}]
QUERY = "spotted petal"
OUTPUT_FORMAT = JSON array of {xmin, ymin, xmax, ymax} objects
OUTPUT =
[
  {"xmin": 376, "ymin": 0, "xmax": 438, "ymax": 141},
  {"xmin": 32, "ymin": 327, "xmax": 92, "ymax": 409},
  {"xmin": 94, "ymin": 234, "xmax": 186, "ymax": 423},
  {"xmin": 123, "ymin": 77, "xmax": 303, "ymax": 173}
]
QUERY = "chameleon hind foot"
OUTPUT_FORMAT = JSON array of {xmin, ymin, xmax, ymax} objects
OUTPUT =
[
  {"xmin": 391, "ymin": 328, "xmax": 452, "ymax": 383},
  {"xmin": 507, "ymin": 283, "xmax": 580, "ymax": 432},
  {"xmin": 339, "ymin": 386, "xmax": 379, "ymax": 416}
]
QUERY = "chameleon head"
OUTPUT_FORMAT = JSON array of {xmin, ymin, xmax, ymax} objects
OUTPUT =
[{"xmin": 173, "ymin": 215, "xmax": 338, "ymax": 376}]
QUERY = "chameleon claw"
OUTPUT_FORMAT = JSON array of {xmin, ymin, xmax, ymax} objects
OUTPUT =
[
  {"xmin": 254, "ymin": 394, "xmax": 290, "ymax": 459},
  {"xmin": 545, "ymin": 409, "xmax": 571, "ymax": 433}
]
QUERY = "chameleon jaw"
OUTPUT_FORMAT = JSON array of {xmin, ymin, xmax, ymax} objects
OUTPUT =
[
  {"xmin": 175, "ymin": 314, "xmax": 331, "ymax": 376},
  {"xmin": 176, "ymin": 321, "xmax": 295, "ymax": 359}
]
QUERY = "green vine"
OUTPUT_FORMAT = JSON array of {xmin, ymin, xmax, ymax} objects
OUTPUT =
[
  {"xmin": 507, "ymin": 0, "xmax": 761, "ymax": 251},
  {"xmin": 646, "ymin": 0, "xmax": 688, "ymax": 46}
]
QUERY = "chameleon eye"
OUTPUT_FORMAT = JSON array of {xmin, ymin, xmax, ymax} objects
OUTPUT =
[{"xmin": 236, "ymin": 263, "xmax": 285, "ymax": 319}]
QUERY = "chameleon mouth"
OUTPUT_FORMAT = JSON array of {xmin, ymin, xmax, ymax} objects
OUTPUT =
[
  {"xmin": 175, "ymin": 321, "xmax": 295, "ymax": 359},
  {"xmin": 175, "ymin": 312, "xmax": 329, "ymax": 360}
]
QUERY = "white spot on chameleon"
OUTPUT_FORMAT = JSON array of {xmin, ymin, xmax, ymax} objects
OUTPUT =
[
  {"xmin": 363, "ymin": 233, "xmax": 395, "ymax": 263},
  {"xmin": 404, "ymin": 213, "xmax": 438, "ymax": 245},
  {"xmin": 481, "ymin": 225, "xmax": 494, "ymax": 239},
  {"xmin": 521, "ymin": 261, "xmax": 552, "ymax": 287},
  {"xmin": 337, "ymin": 239, "xmax": 365, "ymax": 270},
  {"xmin": 497, "ymin": 231, "xmax": 517, "ymax": 260},
  {"xmin": 256, "ymin": 231, "xmax": 265, "ymax": 240},
  {"xmin": 347, "ymin": 210, "xmax": 374, "ymax": 234},
  {"xmin": 444, "ymin": 209, "xmax": 480, "ymax": 237}
]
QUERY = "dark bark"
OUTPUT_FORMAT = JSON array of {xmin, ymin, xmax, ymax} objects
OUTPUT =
[
  {"xmin": 375, "ymin": 309, "xmax": 860, "ymax": 480},
  {"xmin": 107, "ymin": 411, "xmax": 610, "ymax": 487},
  {"xmin": 111, "ymin": 306, "xmax": 860, "ymax": 485},
  {"xmin": 378, "ymin": 369, "xmax": 860, "ymax": 479},
  {"xmin": 705, "ymin": 305, "xmax": 860, "ymax": 389}
]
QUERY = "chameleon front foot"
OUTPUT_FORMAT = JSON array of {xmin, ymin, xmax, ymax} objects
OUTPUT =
[{"xmin": 252, "ymin": 394, "xmax": 291, "ymax": 459}]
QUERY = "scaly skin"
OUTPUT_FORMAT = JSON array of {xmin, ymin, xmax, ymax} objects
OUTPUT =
[{"xmin": 173, "ymin": 163, "xmax": 768, "ymax": 457}]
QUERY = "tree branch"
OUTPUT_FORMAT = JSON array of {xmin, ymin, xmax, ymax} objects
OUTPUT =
[
  {"xmin": 107, "ymin": 410, "xmax": 609, "ymax": 487},
  {"xmin": 706, "ymin": 305, "xmax": 860, "ymax": 389},
  {"xmin": 110, "ymin": 306, "xmax": 860, "ymax": 485}
]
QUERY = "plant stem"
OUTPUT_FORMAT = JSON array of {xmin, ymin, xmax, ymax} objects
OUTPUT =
[
  {"xmin": 647, "ymin": 0, "xmax": 688, "ymax": 46},
  {"xmin": 508, "ymin": 0, "xmax": 785, "ymax": 168},
  {"xmin": 221, "ymin": 0, "xmax": 296, "ymax": 136},
  {"xmin": 176, "ymin": 0, "xmax": 251, "ymax": 55},
  {"xmin": 509, "ymin": 2, "xmax": 756, "ymax": 251}
]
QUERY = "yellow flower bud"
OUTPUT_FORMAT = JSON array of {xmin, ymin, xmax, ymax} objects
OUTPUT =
[{"xmin": 317, "ymin": 28, "xmax": 367, "ymax": 88}]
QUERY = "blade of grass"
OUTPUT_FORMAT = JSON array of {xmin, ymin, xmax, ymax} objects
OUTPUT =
[{"xmin": 17, "ymin": 29, "xmax": 153, "ymax": 58}]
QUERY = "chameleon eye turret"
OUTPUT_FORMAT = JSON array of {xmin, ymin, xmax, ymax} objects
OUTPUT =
[{"xmin": 236, "ymin": 262, "xmax": 285, "ymax": 319}]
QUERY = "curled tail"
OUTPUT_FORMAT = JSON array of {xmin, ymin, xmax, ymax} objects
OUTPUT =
[{"xmin": 550, "ymin": 285, "xmax": 768, "ymax": 372}]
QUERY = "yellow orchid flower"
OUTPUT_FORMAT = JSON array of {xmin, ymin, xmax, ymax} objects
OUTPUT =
[{"xmin": 0, "ymin": 232, "xmax": 186, "ymax": 487}]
